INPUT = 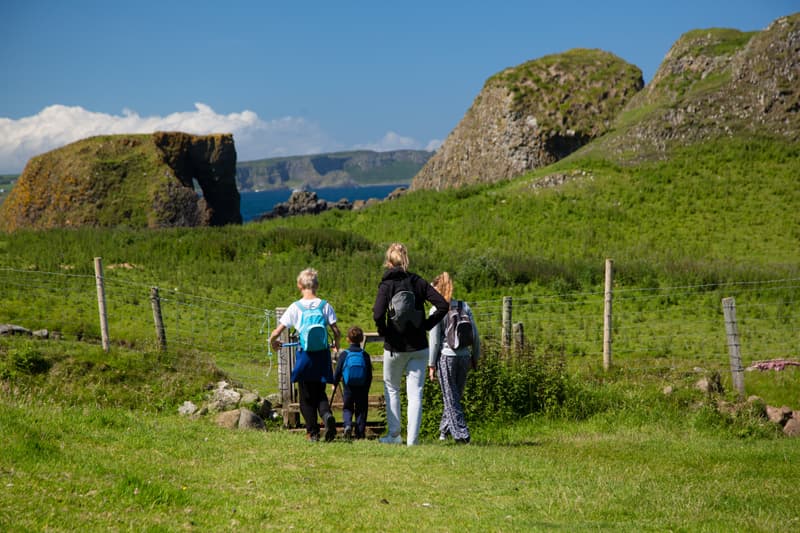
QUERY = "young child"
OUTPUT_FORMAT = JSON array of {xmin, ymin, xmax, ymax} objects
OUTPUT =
[
  {"xmin": 268, "ymin": 268, "xmax": 341, "ymax": 442},
  {"xmin": 333, "ymin": 326, "xmax": 373, "ymax": 439}
]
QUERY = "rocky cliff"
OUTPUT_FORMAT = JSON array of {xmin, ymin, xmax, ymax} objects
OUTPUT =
[
  {"xmin": 411, "ymin": 49, "xmax": 643, "ymax": 190},
  {"xmin": 237, "ymin": 149, "xmax": 432, "ymax": 192},
  {"xmin": 0, "ymin": 132, "xmax": 241, "ymax": 231},
  {"xmin": 592, "ymin": 13, "xmax": 800, "ymax": 161}
]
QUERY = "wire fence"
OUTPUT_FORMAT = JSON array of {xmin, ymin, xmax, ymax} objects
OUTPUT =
[
  {"xmin": 470, "ymin": 278, "xmax": 800, "ymax": 377},
  {"xmin": 2, "ymin": 265, "xmax": 798, "ymax": 392},
  {"xmin": 0, "ymin": 265, "xmax": 278, "ymax": 390}
]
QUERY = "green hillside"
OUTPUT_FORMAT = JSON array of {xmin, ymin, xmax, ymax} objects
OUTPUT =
[{"xmin": 1, "ymin": 135, "xmax": 796, "ymax": 309}]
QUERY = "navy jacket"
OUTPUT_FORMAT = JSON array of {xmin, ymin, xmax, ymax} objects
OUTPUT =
[{"xmin": 333, "ymin": 343, "xmax": 373, "ymax": 388}]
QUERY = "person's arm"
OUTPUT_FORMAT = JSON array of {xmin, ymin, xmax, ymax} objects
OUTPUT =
[
  {"xmin": 268, "ymin": 324, "xmax": 286, "ymax": 351},
  {"xmin": 422, "ymin": 281, "xmax": 448, "ymax": 330},
  {"xmin": 330, "ymin": 322, "xmax": 341, "ymax": 352},
  {"xmin": 269, "ymin": 304, "xmax": 296, "ymax": 350},
  {"xmin": 365, "ymin": 351, "xmax": 373, "ymax": 381},
  {"xmin": 373, "ymin": 281, "xmax": 390, "ymax": 336},
  {"xmin": 322, "ymin": 301, "xmax": 341, "ymax": 352},
  {"xmin": 428, "ymin": 315, "xmax": 442, "ymax": 381}
]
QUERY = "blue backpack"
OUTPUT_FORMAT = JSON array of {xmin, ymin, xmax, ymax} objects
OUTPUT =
[
  {"xmin": 294, "ymin": 299, "xmax": 329, "ymax": 352},
  {"xmin": 341, "ymin": 349, "xmax": 368, "ymax": 386}
]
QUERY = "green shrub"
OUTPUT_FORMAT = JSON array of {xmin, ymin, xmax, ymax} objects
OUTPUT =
[
  {"xmin": 458, "ymin": 254, "xmax": 507, "ymax": 291},
  {"xmin": 7, "ymin": 342, "xmax": 51, "ymax": 376},
  {"xmin": 419, "ymin": 345, "xmax": 570, "ymax": 438}
]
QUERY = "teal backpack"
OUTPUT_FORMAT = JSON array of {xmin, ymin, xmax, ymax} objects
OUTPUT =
[{"xmin": 294, "ymin": 299, "xmax": 329, "ymax": 352}]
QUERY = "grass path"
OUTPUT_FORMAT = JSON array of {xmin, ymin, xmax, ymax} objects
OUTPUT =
[{"xmin": 2, "ymin": 403, "xmax": 797, "ymax": 532}]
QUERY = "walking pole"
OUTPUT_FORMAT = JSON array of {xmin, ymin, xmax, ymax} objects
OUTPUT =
[{"xmin": 329, "ymin": 381, "xmax": 339, "ymax": 407}]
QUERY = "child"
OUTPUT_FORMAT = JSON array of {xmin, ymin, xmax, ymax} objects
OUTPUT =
[
  {"xmin": 333, "ymin": 326, "xmax": 373, "ymax": 439},
  {"xmin": 268, "ymin": 268, "xmax": 341, "ymax": 442}
]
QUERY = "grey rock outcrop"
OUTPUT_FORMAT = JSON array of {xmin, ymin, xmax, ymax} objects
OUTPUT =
[
  {"xmin": 411, "ymin": 48, "xmax": 643, "ymax": 190},
  {"xmin": 596, "ymin": 14, "xmax": 800, "ymax": 161}
]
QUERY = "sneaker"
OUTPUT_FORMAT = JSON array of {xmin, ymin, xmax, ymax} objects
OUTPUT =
[
  {"xmin": 323, "ymin": 413, "xmax": 337, "ymax": 442},
  {"xmin": 343, "ymin": 426, "xmax": 353, "ymax": 440},
  {"xmin": 439, "ymin": 433, "xmax": 447, "ymax": 441},
  {"xmin": 379, "ymin": 434, "xmax": 402, "ymax": 444}
]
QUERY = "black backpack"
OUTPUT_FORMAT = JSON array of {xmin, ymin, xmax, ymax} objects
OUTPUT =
[
  {"xmin": 444, "ymin": 300, "xmax": 474, "ymax": 350},
  {"xmin": 388, "ymin": 277, "xmax": 423, "ymax": 332}
]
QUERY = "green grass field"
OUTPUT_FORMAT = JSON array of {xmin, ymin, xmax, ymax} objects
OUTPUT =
[
  {"xmin": 1, "ymin": 131, "xmax": 799, "ymax": 530},
  {"xmin": 2, "ymin": 400, "xmax": 798, "ymax": 532}
]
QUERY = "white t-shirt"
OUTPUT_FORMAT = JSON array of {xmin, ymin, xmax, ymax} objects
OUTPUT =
[{"xmin": 279, "ymin": 297, "xmax": 337, "ymax": 330}]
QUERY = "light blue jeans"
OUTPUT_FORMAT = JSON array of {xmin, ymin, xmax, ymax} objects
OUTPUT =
[{"xmin": 383, "ymin": 348, "xmax": 428, "ymax": 446}]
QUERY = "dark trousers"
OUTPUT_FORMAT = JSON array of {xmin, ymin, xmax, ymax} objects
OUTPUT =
[
  {"xmin": 297, "ymin": 381, "xmax": 332, "ymax": 437},
  {"xmin": 342, "ymin": 384, "xmax": 370, "ymax": 438}
]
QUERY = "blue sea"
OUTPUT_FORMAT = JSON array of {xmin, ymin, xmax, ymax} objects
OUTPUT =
[{"xmin": 239, "ymin": 184, "xmax": 406, "ymax": 222}]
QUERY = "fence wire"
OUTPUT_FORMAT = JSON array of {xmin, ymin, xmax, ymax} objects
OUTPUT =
[{"xmin": 2, "ymin": 267, "xmax": 798, "ymax": 390}]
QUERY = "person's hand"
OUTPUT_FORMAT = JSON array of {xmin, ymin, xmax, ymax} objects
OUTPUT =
[
  {"xmin": 269, "ymin": 338, "xmax": 282, "ymax": 351},
  {"xmin": 428, "ymin": 366, "xmax": 436, "ymax": 382}
]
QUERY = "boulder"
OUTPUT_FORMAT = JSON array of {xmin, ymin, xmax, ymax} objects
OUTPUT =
[
  {"xmin": 178, "ymin": 401, "xmax": 199, "ymax": 416},
  {"xmin": 216, "ymin": 409, "xmax": 241, "ymax": 429},
  {"xmin": 208, "ymin": 382, "xmax": 242, "ymax": 412},
  {"xmin": 783, "ymin": 414, "xmax": 800, "ymax": 437},
  {"xmin": 766, "ymin": 405, "xmax": 794, "ymax": 427},
  {"xmin": 0, "ymin": 324, "xmax": 32, "ymax": 336},
  {"xmin": 238, "ymin": 408, "xmax": 266, "ymax": 430}
]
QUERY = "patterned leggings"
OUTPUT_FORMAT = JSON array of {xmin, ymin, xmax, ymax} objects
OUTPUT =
[{"xmin": 437, "ymin": 355, "xmax": 471, "ymax": 441}]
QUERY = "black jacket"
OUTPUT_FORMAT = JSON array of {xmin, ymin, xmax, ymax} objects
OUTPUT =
[{"xmin": 373, "ymin": 267, "xmax": 448, "ymax": 352}]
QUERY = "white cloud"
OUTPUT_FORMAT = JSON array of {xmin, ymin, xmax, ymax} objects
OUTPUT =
[
  {"xmin": 0, "ymin": 103, "xmax": 336, "ymax": 174},
  {"xmin": 354, "ymin": 131, "xmax": 437, "ymax": 153},
  {"xmin": 425, "ymin": 138, "xmax": 442, "ymax": 152},
  {"xmin": 0, "ymin": 105, "xmax": 441, "ymax": 174}
]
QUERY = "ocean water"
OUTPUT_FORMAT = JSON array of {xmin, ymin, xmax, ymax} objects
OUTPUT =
[{"xmin": 239, "ymin": 184, "xmax": 406, "ymax": 222}]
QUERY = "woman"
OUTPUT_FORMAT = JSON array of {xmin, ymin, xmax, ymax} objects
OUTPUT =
[
  {"xmin": 428, "ymin": 272, "xmax": 480, "ymax": 444},
  {"xmin": 373, "ymin": 243, "xmax": 448, "ymax": 445}
]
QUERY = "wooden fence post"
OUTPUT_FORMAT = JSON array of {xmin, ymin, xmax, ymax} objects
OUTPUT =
[
  {"xmin": 502, "ymin": 297, "xmax": 512, "ymax": 353},
  {"xmin": 275, "ymin": 307, "xmax": 300, "ymax": 427},
  {"xmin": 513, "ymin": 322, "xmax": 525, "ymax": 353},
  {"xmin": 722, "ymin": 297, "xmax": 745, "ymax": 399},
  {"xmin": 93, "ymin": 257, "xmax": 110, "ymax": 352},
  {"xmin": 603, "ymin": 258, "xmax": 613, "ymax": 371},
  {"xmin": 150, "ymin": 287, "xmax": 167, "ymax": 352}
]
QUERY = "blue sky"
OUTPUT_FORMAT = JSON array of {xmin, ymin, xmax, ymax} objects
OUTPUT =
[{"xmin": 0, "ymin": 1, "xmax": 796, "ymax": 173}]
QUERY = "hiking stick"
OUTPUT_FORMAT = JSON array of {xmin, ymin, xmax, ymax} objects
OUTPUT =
[{"xmin": 329, "ymin": 381, "xmax": 338, "ymax": 407}]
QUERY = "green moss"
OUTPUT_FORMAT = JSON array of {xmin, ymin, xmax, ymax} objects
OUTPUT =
[
  {"xmin": 682, "ymin": 28, "xmax": 757, "ymax": 57},
  {"xmin": 486, "ymin": 49, "xmax": 642, "ymax": 134}
]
